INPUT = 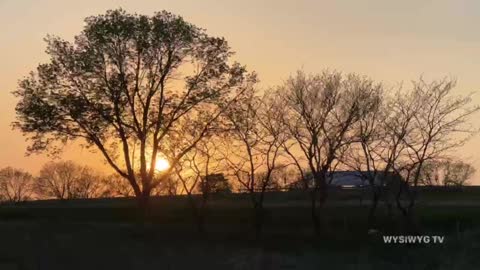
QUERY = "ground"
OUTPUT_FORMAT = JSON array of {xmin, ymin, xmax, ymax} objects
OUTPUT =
[{"xmin": 0, "ymin": 187, "xmax": 480, "ymax": 270}]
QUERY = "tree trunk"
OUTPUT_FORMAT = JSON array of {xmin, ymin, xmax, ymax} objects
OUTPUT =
[
  {"xmin": 395, "ymin": 183, "xmax": 417, "ymax": 232},
  {"xmin": 310, "ymin": 189, "xmax": 321, "ymax": 235},
  {"xmin": 405, "ymin": 189, "xmax": 418, "ymax": 233},
  {"xmin": 386, "ymin": 200, "xmax": 393, "ymax": 221},
  {"xmin": 137, "ymin": 189, "xmax": 151, "ymax": 222},
  {"xmin": 253, "ymin": 203, "xmax": 265, "ymax": 239},
  {"xmin": 310, "ymin": 173, "xmax": 329, "ymax": 236},
  {"xmin": 192, "ymin": 205, "xmax": 206, "ymax": 234},
  {"xmin": 368, "ymin": 188, "xmax": 380, "ymax": 229},
  {"xmin": 187, "ymin": 195, "xmax": 206, "ymax": 234}
]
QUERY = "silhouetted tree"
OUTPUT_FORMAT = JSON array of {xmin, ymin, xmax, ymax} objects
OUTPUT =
[
  {"xmin": 35, "ymin": 161, "xmax": 102, "ymax": 199},
  {"xmin": 418, "ymin": 160, "xmax": 442, "ymax": 186},
  {"xmin": 199, "ymin": 173, "xmax": 231, "ymax": 194},
  {"xmin": 277, "ymin": 70, "xmax": 381, "ymax": 234},
  {"xmin": 13, "ymin": 9, "xmax": 256, "ymax": 211},
  {"xmin": 222, "ymin": 90, "xmax": 286, "ymax": 238},
  {"xmin": 443, "ymin": 160, "xmax": 475, "ymax": 187},
  {"xmin": 340, "ymin": 82, "xmax": 390, "ymax": 228},
  {"xmin": 387, "ymin": 79, "xmax": 479, "ymax": 230},
  {"xmin": 175, "ymin": 138, "xmax": 225, "ymax": 233},
  {"xmin": 272, "ymin": 166, "xmax": 299, "ymax": 190},
  {"xmin": 99, "ymin": 174, "xmax": 135, "ymax": 197},
  {"xmin": 154, "ymin": 176, "xmax": 181, "ymax": 196},
  {"xmin": 419, "ymin": 159, "xmax": 475, "ymax": 187},
  {"xmin": 0, "ymin": 167, "xmax": 34, "ymax": 203}
]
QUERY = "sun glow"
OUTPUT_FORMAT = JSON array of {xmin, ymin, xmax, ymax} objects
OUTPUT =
[{"xmin": 155, "ymin": 158, "xmax": 170, "ymax": 172}]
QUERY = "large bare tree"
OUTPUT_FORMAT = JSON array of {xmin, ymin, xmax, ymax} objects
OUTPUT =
[
  {"xmin": 340, "ymin": 82, "xmax": 389, "ymax": 228},
  {"xmin": 222, "ymin": 90, "xmax": 286, "ymax": 237},
  {"xmin": 278, "ymin": 70, "xmax": 381, "ymax": 234},
  {"xmin": 391, "ymin": 79, "xmax": 479, "ymax": 228},
  {"xmin": 343, "ymin": 78, "xmax": 479, "ymax": 230},
  {"xmin": 13, "ymin": 9, "xmax": 256, "ymax": 208}
]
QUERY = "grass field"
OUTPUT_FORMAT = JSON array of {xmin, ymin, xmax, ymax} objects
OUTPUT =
[{"xmin": 1, "ymin": 187, "xmax": 480, "ymax": 269}]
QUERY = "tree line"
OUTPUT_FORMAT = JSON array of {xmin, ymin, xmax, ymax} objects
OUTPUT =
[
  {"xmin": 10, "ymin": 9, "xmax": 479, "ymax": 235},
  {"xmin": 0, "ymin": 161, "xmax": 129, "ymax": 202},
  {"xmin": 0, "ymin": 160, "xmax": 237, "ymax": 202}
]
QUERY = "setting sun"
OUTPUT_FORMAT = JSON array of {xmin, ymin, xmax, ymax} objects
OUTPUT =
[
  {"xmin": 155, "ymin": 158, "xmax": 170, "ymax": 172},
  {"xmin": 1, "ymin": 2, "xmax": 480, "ymax": 268}
]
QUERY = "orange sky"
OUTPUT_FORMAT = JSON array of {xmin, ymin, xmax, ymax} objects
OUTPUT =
[{"xmin": 1, "ymin": 0, "xmax": 479, "ymax": 182}]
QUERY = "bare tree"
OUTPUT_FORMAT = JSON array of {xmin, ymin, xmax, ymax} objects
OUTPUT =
[
  {"xmin": 277, "ymin": 70, "xmax": 381, "ymax": 234},
  {"xmin": 417, "ymin": 160, "xmax": 443, "ymax": 186},
  {"xmin": 0, "ymin": 167, "xmax": 34, "ymax": 203},
  {"xmin": 99, "ymin": 174, "xmax": 135, "ymax": 197},
  {"xmin": 13, "ymin": 9, "xmax": 256, "ymax": 210},
  {"xmin": 442, "ymin": 160, "xmax": 476, "ymax": 187},
  {"xmin": 98, "ymin": 172, "xmax": 179, "ymax": 197},
  {"xmin": 174, "ymin": 138, "xmax": 224, "ymax": 233},
  {"xmin": 35, "ymin": 161, "xmax": 103, "ymax": 199},
  {"xmin": 197, "ymin": 173, "xmax": 231, "ymax": 194},
  {"xmin": 388, "ymin": 79, "xmax": 479, "ymax": 228},
  {"xmin": 272, "ymin": 166, "xmax": 300, "ymax": 190},
  {"xmin": 154, "ymin": 176, "xmax": 181, "ymax": 196},
  {"xmin": 418, "ymin": 159, "xmax": 475, "ymax": 187},
  {"xmin": 222, "ymin": 90, "xmax": 285, "ymax": 237},
  {"xmin": 340, "ymin": 82, "xmax": 388, "ymax": 228}
]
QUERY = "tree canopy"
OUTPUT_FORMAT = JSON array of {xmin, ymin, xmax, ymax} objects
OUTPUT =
[{"xmin": 13, "ymin": 9, "xmax": 256, "ymax": 201}]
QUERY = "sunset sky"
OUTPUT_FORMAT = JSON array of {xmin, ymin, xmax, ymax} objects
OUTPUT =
[{"xmin": 1, "ymin": 0, "xmax": 480, "ymax": 182}]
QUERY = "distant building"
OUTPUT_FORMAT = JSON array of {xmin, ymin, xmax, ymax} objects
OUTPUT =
[{"xmin": 288, "ymin": 171, "xmax": 402, "ymax": 190}]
